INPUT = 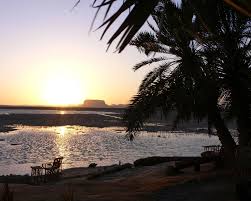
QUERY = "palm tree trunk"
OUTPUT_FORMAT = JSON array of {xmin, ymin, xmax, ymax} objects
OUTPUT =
[
  {"xmin": 236, "ymin": 91, "xmax": 251, "ymax": 147},
  {"xmin": 230, "ymin": 82, "xmax": 251, "ymax": 147},
  {"xmin": 212, "ymin": 107, "xmax": 236, "ymax": 160}
]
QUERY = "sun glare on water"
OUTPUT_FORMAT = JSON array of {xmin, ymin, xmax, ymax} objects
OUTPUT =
[{"xmin": 42, "ymin": 70, "xmax": 85, "ymax": 106}]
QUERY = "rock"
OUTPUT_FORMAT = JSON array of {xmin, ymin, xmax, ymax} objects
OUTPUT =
[
  {"xmin": 88, "ymin": 163, "xmax": 97, "ymax": 168},
  {"xmin": 166, "ymin": 166, "xmax": 180, "ymax": 176},
  {"xmin": 201, "ymin": 151, "xmax": 218, "ymax": 158},
  {"xmin": 10, "ymin": 143, "xmax": 20, "ymax": 146},
  {"xmin": 122, "ymin": 163, "xmax": 133, "ymax": 169},
  {"xmin": 83, "ymin": 100, "xmax": 108, "ymax": 108},
  {"xmin": 134, "ymin": 156, "xmax": 169, "ymax": 167},
  {"xmin": 87, "ymin": 163, "xmax": 133, "ymax": 180},
  {"xmin": 0, "ymin": 175, "xmax": 30, "ymax": 184}
]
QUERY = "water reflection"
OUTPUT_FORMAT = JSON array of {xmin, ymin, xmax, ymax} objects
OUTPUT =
[
  {"xmin": 58, "ymin": 126, "xmax": 66, "ymax": 137},
  {"xmin": 55, "ymin": 126, "xmax": 69, "ymax": 167},
  {"xmin": 0, "ymin": 126, "xmax": 221, "ymax": 175}
]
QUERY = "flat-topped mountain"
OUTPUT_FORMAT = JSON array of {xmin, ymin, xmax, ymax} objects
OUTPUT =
[{"xmin": 83, "ymin": 100, "xmax": 108, "ymax": 108}]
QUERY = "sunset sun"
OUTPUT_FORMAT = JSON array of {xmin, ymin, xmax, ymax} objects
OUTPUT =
[{"xmin": 42, "ymin": 72, "xmax": 85, "ymax": 106}]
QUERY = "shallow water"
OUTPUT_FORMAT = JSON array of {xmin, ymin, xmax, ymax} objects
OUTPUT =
[{"xmin": 0, "ymin": 126, "xmax": 219, "ymax": 175}]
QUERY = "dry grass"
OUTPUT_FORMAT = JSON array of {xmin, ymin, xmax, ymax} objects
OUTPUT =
[{"xmin": 61, "ymin": 184, "xmax": 74, "ymax": 201}]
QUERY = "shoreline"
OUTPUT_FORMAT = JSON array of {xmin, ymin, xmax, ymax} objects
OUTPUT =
[
  {"xmin": 0, "ymin": 113, "xmax": 124, "ymax": 130},
  {"xmin": 0, "ymin": 156, "xmax": 202, "ymax": 178},
  {"xmin": 0, "ymin": 160, "xmax": 235, "ymax": 201},
  {"xmin": 0, "ymin": 105, "xmax": 125, "ymax": 111},
  {"xmin": 0, "ymin": 113, "xmax": 210, "ymax": 134}
]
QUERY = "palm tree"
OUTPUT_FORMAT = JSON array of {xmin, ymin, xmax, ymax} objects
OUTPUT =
[
  {"xmin": 89, "ymin": 0, "xmax": 250, "ymax": 151},
  {"xmin": 87, "ymin": 0, "xmax": 251, "ymax": 52},
  {"xmin": 123, "ymin": 0, "xmax": 237, "ymax": 157},
  {"xmin": 200, "ymin": 2, "xmax": 251, "ymax": 146}
]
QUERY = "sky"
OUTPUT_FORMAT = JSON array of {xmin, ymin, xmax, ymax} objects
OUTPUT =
[{"xmin": 0, "ymin": 0, "xmax": 148, "ymax": 106}]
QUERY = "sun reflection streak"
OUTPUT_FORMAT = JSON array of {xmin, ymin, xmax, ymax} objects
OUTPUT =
[
  {"xmin": 55, "ymin": 126, "xmax": 69, "ymax": 163},
  {"xmin": 59, "ymin": 126, "xmax": 66, "ymax": 137}
]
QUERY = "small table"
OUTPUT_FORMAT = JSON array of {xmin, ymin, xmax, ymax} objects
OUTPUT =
[{"xmin": 31, "ymin": 166, "xmax": 44, "ymax": 184}]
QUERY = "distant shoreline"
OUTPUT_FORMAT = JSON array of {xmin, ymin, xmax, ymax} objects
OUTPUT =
[
  {"xmin": 0, "ymin": 105, "xmax": 125, "ymax": 112},
  {"xmin": 0, "ymin": 113, "xmax": 124, "ymax": 131},
  {"xmin": 0, "ymin": 113, "xmax": 210, "ymax": 134},
  {"xmin": 0, "ymin": 107, "xmax": 215, "ymax": 134}
]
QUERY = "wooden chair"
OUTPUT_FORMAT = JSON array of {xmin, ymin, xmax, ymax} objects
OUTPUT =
[
  {"xmin": 42, "ymin": 157, "xmax": 63, "ymax": 181},
  {"xmin": 31, "ymin": 166, "xmax": 44, "ymax": 184}
]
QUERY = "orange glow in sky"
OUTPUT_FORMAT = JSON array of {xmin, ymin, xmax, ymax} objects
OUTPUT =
[
  {"xmin": 0, "ymin": 0, "xmax": 147, "ymax": 106},
  {"xmin": 42, "ymin": 71, "xmax": 85, "ymax": 106}
]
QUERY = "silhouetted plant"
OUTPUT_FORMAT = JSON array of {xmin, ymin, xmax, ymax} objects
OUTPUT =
[
  {"xmin": 87, "ymin": 0, "xmax": 251, "ymax": 52},
  {"xmin": 62, "ymin": 184, "xmax": 74, "ymax": 201},
  {"xmin": 123, "ymin": 0, "xmax": 250, "ymax": 158},
  {"xmin": 199, "ymin": 0, "xmax": 251, "ymax": 147},
  {"xmin": 87, "ymin": 0, "xmax": 250, "ymax": 153},
  {"xmin": 0, "ymin": 183, "xmax": 14, "ymax": 201}
]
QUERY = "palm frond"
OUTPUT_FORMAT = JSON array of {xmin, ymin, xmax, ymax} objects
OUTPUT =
[
  {"xmin": 91, "ymin": 0, "xmax": 251, "ymax": 52},
  {"xmin": 124, "ymin": 78, "xmax": 170, "ymax": 136},
  {"xmin": 224, "ymin": 0, "xmax": 251, "ymax": 17},
  {"xmin": 138, "ymin": 61, "xmax": 178, "ymax": 92},
  {"xmin": 91, "ymin": 0, "xmax": 158, "ymax": 52},
  {"xmin": 71, "ymin": 0, "xmax": 81, "ymax": 11},
  {"xmin": 130, "ymin": 32, "xmax": 169, "ymax": 55},
  {"xmin": 133, "ymin": 57, "xmax": 168, "ymax": 71}
]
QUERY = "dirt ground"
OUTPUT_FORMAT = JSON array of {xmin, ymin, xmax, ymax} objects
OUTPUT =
[{"xmin": 2, "ymin": 162, "xmax": 237, "ymax": 201}]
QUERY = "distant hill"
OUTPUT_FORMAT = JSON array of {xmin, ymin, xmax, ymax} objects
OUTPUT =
[
  {"xmin": 110, "ymin": 104, "xmax": 127, "ymax": 108},
  {"xmin": 83, "ymin": 100, "xmax": 108, "ymax": 108},
  {"xmin": 82, "ymin": 100, "xmax": 127, "ymax": 108}
]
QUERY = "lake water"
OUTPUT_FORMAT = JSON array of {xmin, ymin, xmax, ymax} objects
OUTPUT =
[{"xmin": 0, "ymin": 125, "xmax": 220, "ymax": 175}]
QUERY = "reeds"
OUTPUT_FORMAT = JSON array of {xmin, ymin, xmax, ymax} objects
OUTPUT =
[
  {"xmin": 0, "ymin": 183, "xmax": 14, "ymax": 201},
  {"xmin": 62, "ymin": 184, "xmax": 74, "ymax": 201}
]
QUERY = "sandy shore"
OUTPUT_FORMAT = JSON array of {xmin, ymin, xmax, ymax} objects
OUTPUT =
[{"xmin": 0, "ymin": 162, "xmax": 236, "ymax": 201}]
